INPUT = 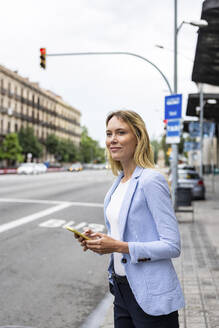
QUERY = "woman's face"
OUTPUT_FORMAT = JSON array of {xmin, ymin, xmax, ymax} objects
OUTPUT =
[{"xmin": 106, "ymin": 116, "xmax": 137, "ymax": 164}]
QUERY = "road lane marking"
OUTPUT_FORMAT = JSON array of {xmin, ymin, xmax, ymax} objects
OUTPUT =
[
  {"xmin": 73, "ymin": 222, "xmax": 87, "ymax": 230},
  {"xmin": 0, "ymin": 198, "xmax": 103, "ymax": 207},
  {"xmin": 38, "ymin": 219, "xmax": 105, "ymax": 232},
  {"xmin": 39, "ymin": 219, "xmax": 66, "ymax": 228},
  {"xmin": 0, "ymin": 203, "xmax": 72, "ymax": 234},
  {"xmin": 0, "ymin": 198, "xmax": 64, "ymax": 204}
]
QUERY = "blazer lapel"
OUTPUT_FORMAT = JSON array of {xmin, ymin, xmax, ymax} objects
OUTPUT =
[
  {"xmin": 118, "ymin": 178, "xmax": 138, "ymax": 240},
  {"xmin": 104, "ymin": 172, "xmax": 123, "ymax": 233},
  {"xmin": 118, "ymin": 166, "xmax": 144, "ymax": 239}
]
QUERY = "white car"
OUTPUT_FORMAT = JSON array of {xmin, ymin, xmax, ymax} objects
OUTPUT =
[
  {"xmin": 35, "ymin": 163, "xmax": 47, "ymax": 174},
  {"xmin": 17, "ymin": 163, "xmax": 37, "ymax": 175},
  {"xmin": 17, "ymin": 163, "xmax": 47, "ymax": 174}
]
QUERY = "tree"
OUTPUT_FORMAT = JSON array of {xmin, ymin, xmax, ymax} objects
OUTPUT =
[
  {"xmin": 18, "ymin": 127, "xmax": 43, "ymax": 159},
  {"xmin": 65, "ymin": 139, "xmax": 80, "ymax": 162},
  {"xmin": 160, "ymin": 134, "xmax": 170, "ymax": 166},
  {"xmin": 45, "ymin": 134, "xmax": 59, "ymax": 156},
  {"xmin": 80, "ymin": 127, "xmax": 105, "ymax": 163},
  {"xmin": 0, "ymin": 133, "xmax": 24, "ymax": 166},
  {"xmin": 151, "ymin": 139, "xmax": 160, "ymax": 164}
]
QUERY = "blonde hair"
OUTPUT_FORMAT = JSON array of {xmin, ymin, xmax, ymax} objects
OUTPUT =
[{"xmin": 106, "ymin": 110, "xmax": 155, "ymax": 175}]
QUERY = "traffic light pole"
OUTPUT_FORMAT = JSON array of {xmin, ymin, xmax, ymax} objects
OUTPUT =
[{"xmin": 45, "ymin": 51, "xmax": 173, "ymax": 94}]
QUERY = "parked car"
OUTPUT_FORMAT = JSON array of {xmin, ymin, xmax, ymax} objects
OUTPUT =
[
  {"xmin": 17, "ymin": 163, "xmax": 47, "ymax": 175},
  {"xmin": 17, "ymin": 163, "xmax": 37, "ymax": 175},
  {"xmin": 35, "ymin": 163, "xmax": 47, "ymax": 174},
  {"xmin": 177, "ymin": 169, "xmax": 205, "ymax": 200},
  {"xmin": 68, "ymin": 162, "xmax": 83, "ymax": 172},
  {"xmin": 178, "ymin": 164, "xmax": 196, "ymax": 171}
]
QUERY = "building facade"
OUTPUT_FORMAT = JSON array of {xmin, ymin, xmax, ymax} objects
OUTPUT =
[{"xmin": 0, "ymin": 65, "xmax": 81, "ymax": 146}]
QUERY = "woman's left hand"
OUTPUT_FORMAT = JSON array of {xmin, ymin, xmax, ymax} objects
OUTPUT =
[{"xmin": 85, "ymin": 232, "xmax": 121, "ymax": 254}]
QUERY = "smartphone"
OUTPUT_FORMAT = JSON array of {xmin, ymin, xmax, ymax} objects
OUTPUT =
[{"xmin": 65, "ymin": 226, "xmax": 91, "ymax": 240}]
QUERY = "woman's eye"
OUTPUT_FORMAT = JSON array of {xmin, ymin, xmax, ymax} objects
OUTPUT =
[
  {"xmin": 106, "ymin": 133, "xmax": 111, "ymax": 137},
  {"xmin": 118, "ymin": 131, "xmax": 125, "ymax": 135}
]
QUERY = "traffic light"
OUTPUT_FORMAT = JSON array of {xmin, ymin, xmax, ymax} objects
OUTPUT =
[
  {"xmin": 40, "ymin": 48, "xmax": 46, "ymax": 69},
  {"xmin": 163, "ymin": 119, "xmax": 167, "ymax": 132}
]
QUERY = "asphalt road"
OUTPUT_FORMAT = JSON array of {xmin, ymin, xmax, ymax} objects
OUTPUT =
[{"xmin": 0, "ymin": 170, "xmax": 114, "ymax": 328}]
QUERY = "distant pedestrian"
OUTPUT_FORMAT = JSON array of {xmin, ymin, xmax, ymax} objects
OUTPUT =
[{"xmin": 75, "ymin": 110, "xmax": 185, "ymax": 327}]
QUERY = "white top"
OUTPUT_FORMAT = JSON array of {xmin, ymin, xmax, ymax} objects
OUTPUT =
[{"xmin": 106, "ymin": 179, "xmax": 130, "ymax": 276}]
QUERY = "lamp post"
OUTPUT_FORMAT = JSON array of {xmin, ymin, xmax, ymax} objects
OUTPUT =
[{"xmin": 171, "ymin": 0, "xmax": 208, "ymax": 208}]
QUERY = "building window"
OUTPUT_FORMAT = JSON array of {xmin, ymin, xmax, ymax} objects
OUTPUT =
[
  {"xmin": 8, "ymin": 122, "xmax": 11, "ymax": 133},
  {"xmin": 8, "ymin": 82, "xmax": 11, "ymax": 96},
  {"xmin": 1, "ymin": 79, "xmax": 4, "ymax": 89},
  {"xmin": 15, "ymin": 123, "xmax": 18, "ymax": 132},
  {"xmin": 1, "ymin": 119, "xmax": 3, "ymax": 132}
]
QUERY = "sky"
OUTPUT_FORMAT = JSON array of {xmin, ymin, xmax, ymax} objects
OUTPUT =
[{"xmin": 0, "ymin": 0, "xmax": 204, "ymax": 146}]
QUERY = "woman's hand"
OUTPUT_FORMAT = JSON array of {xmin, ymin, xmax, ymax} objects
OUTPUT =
[
  {"xmin": 74, "ymin": 228, "xmax": 96, "ymax": 252},
  {"xmin": 84, "ymin": 232, "xmax": 129, "ymax": 255}
]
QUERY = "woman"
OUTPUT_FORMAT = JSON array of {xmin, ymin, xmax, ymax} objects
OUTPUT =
[{"xmin": 76, "ymin": 110, "xmax": 185, "ymax": 328}]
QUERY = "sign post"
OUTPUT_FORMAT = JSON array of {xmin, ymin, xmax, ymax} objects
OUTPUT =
[{"xmin": 165, "ymin": 94, "xmax": 182, "ymax": 208}]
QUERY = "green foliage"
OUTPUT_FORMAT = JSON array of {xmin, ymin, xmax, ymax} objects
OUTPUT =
[
  {"xmin": 151, "ymin": 139, "xmax": 160, "ymax": 164},
  {"xmin": 80, "ymin": 127, "xmax": 105, "ymax": 163},
  {"xmin": 18, "ymin": 127, "xmax": 43, "ymax": 159},
  {"xmin": 0, "ymin": 133, "xmax": 24, "ymax": 165},
  {"xmin": 45, "ymin": 134, "xmax": 59, "ymax": 156},
  {"xmin": 161, "ymin": 134, "xmax": 170, "ymax": 166},
  {"xmin": 45, "ymin": 134, "xmax": 80, "ymax": 162}
]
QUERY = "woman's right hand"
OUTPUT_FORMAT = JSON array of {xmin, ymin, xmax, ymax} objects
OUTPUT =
[{"xmin": 74, "ymin": 228, "xmax": 94, "ymax": 251}]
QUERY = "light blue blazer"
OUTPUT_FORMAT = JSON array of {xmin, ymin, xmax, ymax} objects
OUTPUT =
[{"xmin": 104, "ymin": 166, "xmax": 185, "ymax": 316}]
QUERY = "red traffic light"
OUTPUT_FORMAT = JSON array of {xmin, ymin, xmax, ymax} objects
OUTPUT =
[
  {"xmin": 40, "ymin": 48, "xmax": 46, "ymax": 69},
  {"xmin": 40, "ymin": 48, "xmax": 46, "ymax": 55}
]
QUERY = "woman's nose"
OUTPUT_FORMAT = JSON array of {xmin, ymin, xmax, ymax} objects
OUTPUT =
[{"xmin": 110, "ymin": 134, "xmax": 118, "ymax": 143}]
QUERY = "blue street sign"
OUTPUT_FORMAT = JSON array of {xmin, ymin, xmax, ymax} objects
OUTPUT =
[
  {"xmin": 166, "ymin": 119, "xmax": 181, "ymax": 144},
  {"xmin": 188, "ymin": 121, "xmax": 216, "ymax": 138},
  {"xmin": 165, "ymin": 94, "xmax": 182, "ymax": 120},
  {"xmin": 184, "ymin": 141, "xmax": 200, "ymax": 152}
]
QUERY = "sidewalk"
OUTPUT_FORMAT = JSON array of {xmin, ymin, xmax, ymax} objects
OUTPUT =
[{"xmin": 101, "ymin": 174, "xmax": 219, "ymax": 328}]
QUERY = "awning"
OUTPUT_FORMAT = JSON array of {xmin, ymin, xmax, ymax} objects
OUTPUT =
[
  {"xmin": 185, "ymin": 93, "xmax": 219, "ymax": 136},
  {"xmin": 186, "ymin": 93, "xmax": 219, "ymax": 121},
  {"xmin": 192, "ymin": 0, "xmax": 219, "ymax": 85}
]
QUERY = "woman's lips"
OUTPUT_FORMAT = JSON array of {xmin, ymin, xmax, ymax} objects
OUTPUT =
[{"xmin": 110, "ymin": 147, "xmax": 121, "ymax": 151}]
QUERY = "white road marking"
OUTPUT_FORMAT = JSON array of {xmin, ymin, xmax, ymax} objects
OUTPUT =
[
  {"xmin": 62, "ymin": 220, "xmax": 75, "ymax": 228},
  {"xmin": 0, "ymin": 198, "xmax": 64, "ymax": 205},
  {"xmin": 88, "ymin": 223, "xmax": 105, "ymax": 232},
  {"xmin": 38, "ymin": 220, "xmax": 106, "ymax": 233},
  {"xmin": 73, "ymin": 222, "xmax": 87, "ymax": 230},
  {"xmin": 0, "ymin": 198, "xmax": 103, "ymax": 207},
  {"xmin": 0, "ymin": 203, "xmax": 72, "ymax": 234},
  {"xmin": 39, "ymin": 219, "xmax": 66, "ymax": 228},
  {"xmin": 0, "ymin": 198, "xmax": 104, "ymax": 234}
]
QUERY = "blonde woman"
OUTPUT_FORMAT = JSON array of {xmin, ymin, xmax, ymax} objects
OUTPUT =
[{"xmin": 76, "ymin": 110, "xmax": 184, "ymax": 328}]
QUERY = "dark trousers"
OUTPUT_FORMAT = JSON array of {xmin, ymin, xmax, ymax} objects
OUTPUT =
[{"xmin": 111, "ymin": 273, "xmax": 179, "ymax": 328}]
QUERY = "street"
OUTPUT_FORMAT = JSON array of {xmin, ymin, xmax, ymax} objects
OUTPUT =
[{"xmin": 0, "ymin": 170, "xmax": 114, "ymax": 328}]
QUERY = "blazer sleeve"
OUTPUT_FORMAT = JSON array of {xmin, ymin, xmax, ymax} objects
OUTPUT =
[{"xmin": 128, "ymin": 172, "xmax": 181, "ymax": 264}]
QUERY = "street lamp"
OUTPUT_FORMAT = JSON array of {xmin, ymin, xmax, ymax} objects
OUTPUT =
[
  {"xmin": 177, "ymin": 19, "xmax": 208, "ymax": 34},
  {"xmin": 172, "ymin": 0, "xmax": 208, "ymax": 208}
]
